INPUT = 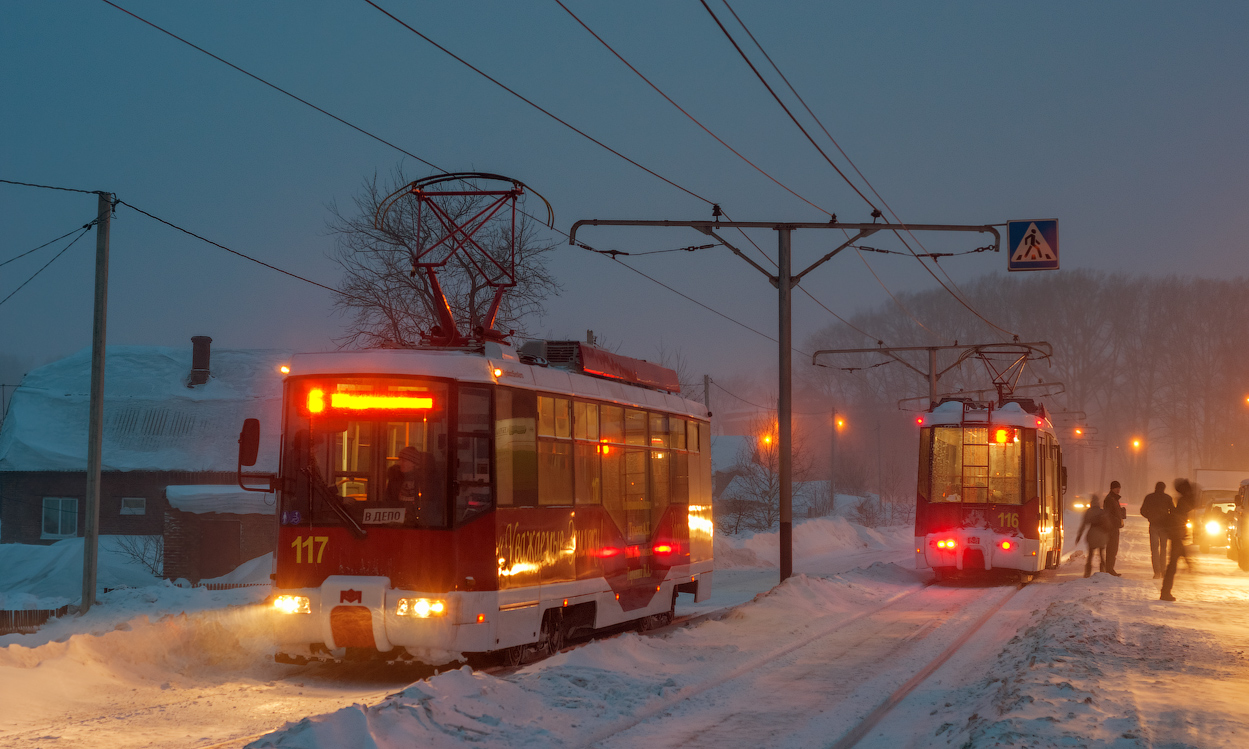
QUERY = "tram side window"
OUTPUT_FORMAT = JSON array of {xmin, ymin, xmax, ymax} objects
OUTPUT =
[
  {"xmin": 600, "ymin": 406, "xmax": 628, "ymax": 537},
  {"xmin": 574, "ymin": 401, "xmax": 601, "ymax": 505},
  {"xmin": 625, "ymin": 409, "xmax": 647, "ymax": 446},
  {"xmin": 537, "ymin": 396, "xmax": 573, "ymax": 506},
  {"xmin": 930, "ymin": 427, "xmax": 963, "ymax": 502},
  {"xmin": 671, "ymin": 419, "xmax": 686, "ymax": 450},
  {"xmin": 916, "ymin": 427, "xmax": 932, "ymax": 502},
  {"xmin": 455, "ymin": 386, "xmax": 493, "ymax": 524},
  {"xmin": 496, "ymin": 388, "xmax": 537, "ymax": 506}
]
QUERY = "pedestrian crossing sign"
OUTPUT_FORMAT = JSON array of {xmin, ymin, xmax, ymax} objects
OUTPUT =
[{"xmin": 1007, "ymin": 219, "xmax": 1059, "ymax": 271}]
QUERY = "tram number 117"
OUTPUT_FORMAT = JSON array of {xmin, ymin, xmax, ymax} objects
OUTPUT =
[
  {"xmin": 291, "ymin": 536, "xmax": 329, "ymax": 564},
  {"xmin": 997, "ymin": 512, "xmax": 1019, "ymax": 529}
]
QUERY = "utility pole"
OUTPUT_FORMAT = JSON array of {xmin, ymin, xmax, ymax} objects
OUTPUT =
[
  {"xmin": 571, "ymin": 218, "xmax": 1001, "ymax": 584},
  {"xmin": 829, "ymin": 406, "xmax": 837, "ymax": 515},
  {"xmin": 703, "ymin": 374, "xmax": 711, "ymax": 413},
  {"xmin": 81, "ymin": 192, "xmax": 112, "ymax": 614}
]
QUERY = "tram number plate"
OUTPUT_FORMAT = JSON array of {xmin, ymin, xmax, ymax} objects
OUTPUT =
[
  {"xmin": 362, "ymin": 508, "xmax": 406, "ymax": 524},
  {"xmin": 967, "ymin": 536, "xmax": 981, "ymax": 544}
]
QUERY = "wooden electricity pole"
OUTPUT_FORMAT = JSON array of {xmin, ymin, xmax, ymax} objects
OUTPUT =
[{"xmin": 81, "ymin": 191, "xmax": 112, "ymax": 614}]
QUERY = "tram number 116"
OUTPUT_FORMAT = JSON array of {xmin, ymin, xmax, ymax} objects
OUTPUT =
[{"xmin": 996, "ymin": 512, "xmax": 1019, "ymax": 529}]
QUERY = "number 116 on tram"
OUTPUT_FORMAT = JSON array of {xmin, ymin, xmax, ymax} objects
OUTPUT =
[
  {"xmin": 246, "ymin": 340, "xmax": 714, "ymax": 665},
  {"xmin": 914, "ymin": 398, "xmax": 1066, "ymax": 581}
]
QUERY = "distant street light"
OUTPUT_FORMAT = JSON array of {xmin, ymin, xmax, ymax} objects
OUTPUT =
[{"xmin": 1132, "ymin": 438, "xmax": 1143, "ymax": 450}]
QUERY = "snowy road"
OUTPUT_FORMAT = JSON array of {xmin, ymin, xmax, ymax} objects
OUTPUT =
[{"xmin": 5, "ymin": 516, "xmax": 1249, "ymax": 748}]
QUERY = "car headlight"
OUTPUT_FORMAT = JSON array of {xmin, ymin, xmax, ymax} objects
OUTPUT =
[
  {"xmin": 1206, "ymin": 520, "xmax": 1222, "ymax": 536},
  {"xmin": 273, "ymin": 595, "xmax": 311, "ymax": 614},
  {"xmin": 396, "ymin": 598, "xmax": 447, "ymax": 617}
]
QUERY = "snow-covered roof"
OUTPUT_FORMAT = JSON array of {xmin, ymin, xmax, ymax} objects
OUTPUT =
[
  {"xmin": 0, "ymin": 346, "xmax": 290, "ymax": 472},
  {"xmin": 919, "ymin": 400, "xmax": 1053, "ymax": 433},
  {"xmin": 166, "ymin": 485, "xmax": 276, "ymax": 515}
]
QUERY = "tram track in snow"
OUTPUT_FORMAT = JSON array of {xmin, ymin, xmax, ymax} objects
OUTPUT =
[{"xmin": 578, "ymin": 575, "xmax": 1037, "ymax": 749}]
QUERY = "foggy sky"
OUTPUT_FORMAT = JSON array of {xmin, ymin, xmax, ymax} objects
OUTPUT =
[{"xmin": 3, "ymin": 1, "xmax": 1247, "ymax": 390}]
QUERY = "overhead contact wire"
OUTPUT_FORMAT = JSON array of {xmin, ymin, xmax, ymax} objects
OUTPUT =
[
  {"xmin": 710, "ymin": 0, "xmax": 1017, "ymax": 339},
  {"xmin": 551, "ymin": 1, "xmax": 881, "ymax": 343},
  {"xmin": 96, "ymin": 2, "xmax": 859, "ymax": 355},
  {"xmin": 361, "ymin": 0, "xmax": 714, "ymax": 207}
]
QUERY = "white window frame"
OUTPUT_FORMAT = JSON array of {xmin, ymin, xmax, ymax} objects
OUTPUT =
[
  {"xmin": 120, "ymin": 497, "xmax": 147, "ymax": 515},
  {"xmin": 41, "ymin": 497, "xmax": 78, "ymax": 540}
]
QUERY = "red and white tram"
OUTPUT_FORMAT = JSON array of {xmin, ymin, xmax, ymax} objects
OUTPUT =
[
  {"xmin": 249, "ymin": 340, "xmax": 713, "ymax": 664},
  {"xmin": 914, "ymin": 398, "xmax": 1065, "ymax": 580}
]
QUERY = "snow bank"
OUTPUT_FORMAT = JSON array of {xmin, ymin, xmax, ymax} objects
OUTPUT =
[
  {"xmin": 245, "ymin": 566, "xmax": 927, "ymax": 748},
  {"xmin": 715, "ymin": 516, "xmax": 911, "ymax": 569},
  {"xmin": 0, "ymin": 536, "xmax": 164, "ymax": 609}
]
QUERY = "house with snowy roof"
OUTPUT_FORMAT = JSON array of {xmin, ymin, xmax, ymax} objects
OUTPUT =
[{"xmin": 0, "ymin": 337, "xmax": 289, "ymax": 582}]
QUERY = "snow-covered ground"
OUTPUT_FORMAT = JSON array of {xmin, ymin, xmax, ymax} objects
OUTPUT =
[{"xmin": 4, "ymin": 514, "xmax": 1248, "ymax": 748}]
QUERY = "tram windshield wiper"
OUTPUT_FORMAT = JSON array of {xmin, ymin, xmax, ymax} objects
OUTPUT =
[{"xmin": 302, "ymin": 467, "xmax": 368, "ymax": 539}]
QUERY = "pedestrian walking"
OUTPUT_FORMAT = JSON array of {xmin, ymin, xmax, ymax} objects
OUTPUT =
[
  {"xmin": 1103, "ymin": 481, "xmax": 1126, "ymax": 576},
  {"xmin": 1140, "ymin": 481, "xmax": 1174, "ymax": 579},
  {"xmin": 1076, "ymin": 494, "xmax": 1111, "ymax": 578},
  {"xmin": 1160, "ymin": 478, "xmax": 1198, "ymax": 601}
]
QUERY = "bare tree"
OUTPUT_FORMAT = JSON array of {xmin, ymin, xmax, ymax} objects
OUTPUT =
[
  {"xmin": 109, "ymin": 535, "xmax": 164, "ymax": 577},
  {"xmin": 654, "ymin": 340, "xmax": 701, "ymax": 399},
  {"xmin": 720, "ymin": 411, "xmax": 815, "ymax": 531},
  {"xmin": 328, "ymin": 168, "xmax": 561, "ymax": 348}
]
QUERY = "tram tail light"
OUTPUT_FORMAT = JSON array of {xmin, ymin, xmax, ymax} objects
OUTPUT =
[
  {"xmin": 396, "ymin": 598, "xmax": 447, "ymax": 617},
  {"xmin": 477, "ymin": 614, "xmax": 486, "ymax": 623},
  {"xmin": 273, "ymin": 595, "xmax": 311, "ymax": 614},
  {"xmin": 1000, "ymin": 540, "xmax": 1012, "ymax": 550},
  {"xmin": 936, "ymin": 539, "xmax": 957, "ymax": 549},
  {"xmin": 653, "ymin": 543, "xmax": 675, "ymax": 555}
]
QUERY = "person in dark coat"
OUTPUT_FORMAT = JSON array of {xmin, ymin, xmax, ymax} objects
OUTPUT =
[
  {"xmin": 1160, "ymin": 478, "xmax": 1197, "ymax": 601},
  {"xmin": 385, "ymin": 445, "xmax": 446, "ymax": 526},
  {"xmin": 1102, "ymin": 481, "xmax": 1126, "ymax": 576},
  {"xmin": 1140, "ymin": 481, "xmax": 1175, "ymax": 579},
  {"xmin": 1076, "ymin": 494, "xmax": 1111, "ymax": 578}
]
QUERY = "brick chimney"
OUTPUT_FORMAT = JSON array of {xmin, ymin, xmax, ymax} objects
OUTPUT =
[{"xmin": 188, "ymin": 336, "xmax": 212, "ymax": 387}]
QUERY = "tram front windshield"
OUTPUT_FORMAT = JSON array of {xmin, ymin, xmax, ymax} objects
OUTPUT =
[
  {"xmin": 282, "ymin": 378, "xmax": 449, "ymax": 528},
  {"xmin": 929, "ymin": 425, "xmax": 1022, "ymax": 504}
]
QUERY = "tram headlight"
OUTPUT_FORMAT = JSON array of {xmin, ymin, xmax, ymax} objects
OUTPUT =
[
  {"xmin": 396, "ymin": 598, "xmax": 447, "ymax": 618},
  {"xmin": 1205, "ymin": 520, "xmax": 1222, "ymax": 536},
  {"xmin": 273, "ymin": 595, "xmax": 311, "ymax": 614}
]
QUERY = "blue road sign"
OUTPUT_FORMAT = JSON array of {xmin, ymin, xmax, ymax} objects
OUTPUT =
[{"xmin": 1007, "ymin": 219, "xmax": 1059, "ymax": 271}]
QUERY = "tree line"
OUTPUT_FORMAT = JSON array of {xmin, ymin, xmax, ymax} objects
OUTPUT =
[{"xmin": 804, "ymin": 270, "xmax": 1249, "ymax": 501}]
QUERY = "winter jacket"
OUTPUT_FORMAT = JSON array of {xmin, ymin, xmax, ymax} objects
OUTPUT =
[
  {"xmin": 1076, "ymin": 506, "xmax": 1111, "ymax": 548},
  {"xmin": 1140, "ymin": 491, "xmax": 1174, "ymax": 526},
  {"xmin": 1165, "ymin": 487, "xmax": 1198, "ymax": 539},
  {"xmin": 1103, "ymin": 492, "xmax": 1126, "ymax": 529}
]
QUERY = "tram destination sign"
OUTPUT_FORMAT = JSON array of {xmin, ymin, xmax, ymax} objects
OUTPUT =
[{"xmin": 1007, "ymin": 219, "xmax": 1059, "ymax": 271}]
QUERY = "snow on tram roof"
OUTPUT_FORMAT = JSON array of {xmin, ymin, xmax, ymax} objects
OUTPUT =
[
  {"xmin": 918, "ymin": 400, "xmax": 1054, "ymax": 432},
  {"xmin": 288, "ymin": 344, "xmax": 710, "ymax": 419}
]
